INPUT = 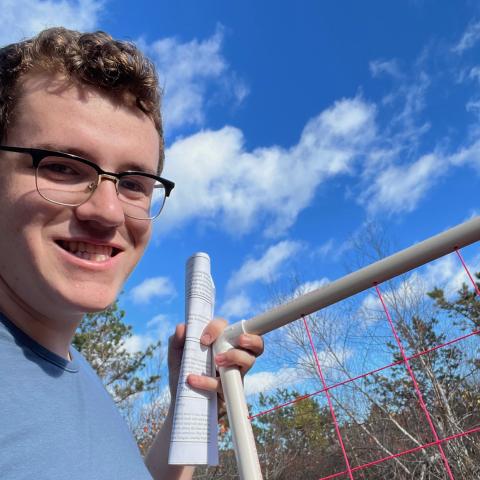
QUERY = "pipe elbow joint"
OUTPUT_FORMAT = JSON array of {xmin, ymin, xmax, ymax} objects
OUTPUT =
[{"xmin": 213, "ymin": 320, "xmax": 247, "ymax": 356}]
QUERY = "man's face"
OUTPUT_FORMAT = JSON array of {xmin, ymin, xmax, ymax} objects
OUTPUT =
[{"xmin": 0, "ymin": 73, "xmax": 160, "ymax": 322}]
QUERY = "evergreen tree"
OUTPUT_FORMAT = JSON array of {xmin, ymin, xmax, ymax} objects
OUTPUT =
[{"xmin": 73, "ymin": 300, "xmax": 162, "ymax": 409}]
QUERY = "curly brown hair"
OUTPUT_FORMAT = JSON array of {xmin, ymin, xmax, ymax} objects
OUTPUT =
[{"xmin": 0, "ymin": 27, "xmax": 164, "ymax": 171}]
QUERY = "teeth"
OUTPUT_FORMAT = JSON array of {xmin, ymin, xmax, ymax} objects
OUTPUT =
[
  {"xmin": 61, "ymin": 241, "xmax": 114, "ymax": 262},
  {"xmin": 72, "ymin": 251, "xmax": 110, "ymax": 262}
]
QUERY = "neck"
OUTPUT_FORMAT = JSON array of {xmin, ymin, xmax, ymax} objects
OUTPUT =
[{"xmin": 0, "ymin": 279, "xmax": 81, "ymax": 360}]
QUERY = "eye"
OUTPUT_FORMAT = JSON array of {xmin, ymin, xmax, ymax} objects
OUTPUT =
[
  {"xmin": 36, "ymin": 157, "xmax": 95, "ymax": 185},
  {"xmin": 119, "ymin": 176, "xmax": 148, "ymax": 194},
  {"xmin": 44, "ymin": 162, "xmax": 77, "ymax": 175},
  {"xmin": 37, "ymin": 158, "xmax": 84, "ymax": 180}
]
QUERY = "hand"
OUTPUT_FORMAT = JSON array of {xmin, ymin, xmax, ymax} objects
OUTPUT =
[{"xmin": 167, "ymin": 318, "xmax": 264, "ymax": 399}]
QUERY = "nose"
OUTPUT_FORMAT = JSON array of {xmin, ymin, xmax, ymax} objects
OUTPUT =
[{"xmin": 74, "ymin": 176, "xmax": 125, "ymax": 227}]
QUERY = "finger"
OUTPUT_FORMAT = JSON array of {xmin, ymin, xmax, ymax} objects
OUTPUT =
[
  {"xmin": 187, "ymin": 373, "xmax": 220, "ymax": 392},
  {"xmin": 188, "ymin": 375, "xmax": 227, "ymax": 419},
  {"xmin": 237, "ymin": 333, "xmax": 264, "ymax": 357},
  {"xmin": 169, "ymin": 323, "xmax": 186, "ymax": 351},
  {"xmin": 200, "ymin": 317, "xmax": 228, "ymax": 346},
  {"xmin": 168, "ymin": 324, "xmax": 186, "ymax": 370},
  {"xmin": 215, "ymin": 348, "xmax": 256, "ymax": 375}
]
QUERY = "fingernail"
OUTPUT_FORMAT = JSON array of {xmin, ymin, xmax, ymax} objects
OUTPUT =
[
  {"xmin": 216, "ymin": 354, "xmax": 226, "ymax": 365},
  {"xmin": 240, "ymin": 334, "xmax": 251, "ymax": 347},
  {"xmin": 201, "ymin": 333, "xmax": 212, "ymax": 345}
]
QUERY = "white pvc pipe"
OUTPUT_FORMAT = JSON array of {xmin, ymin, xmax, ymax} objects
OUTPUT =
[
  {"xmin": 213, "ymin": 322, "xmax": 263, "ymax": 479},
  {"xmin": 242, "ymin": 215, "xmax": 480, "ymax": 337},
  {"xmin": 214, "ymin": 215, "xmax": 480, "ymax": 479}
]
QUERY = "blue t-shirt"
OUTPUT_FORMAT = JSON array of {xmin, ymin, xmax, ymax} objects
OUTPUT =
[{"xmin": 0, "ymin": 313, "xmax": 152, "ymax": 479}]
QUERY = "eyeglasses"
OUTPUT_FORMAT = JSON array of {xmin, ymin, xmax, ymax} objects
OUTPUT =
[{"xmin": 0, "ymin": 145, "xmax": 175, "ymax": 220}]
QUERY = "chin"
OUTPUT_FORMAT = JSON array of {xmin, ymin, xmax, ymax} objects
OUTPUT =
[
  {"xmin": 80, "ymin": 301, "xmax": 115, "ymax": 314},
  {"xmin": 60, "ymin": 286, "xmax": 120, "ymax": 315}
]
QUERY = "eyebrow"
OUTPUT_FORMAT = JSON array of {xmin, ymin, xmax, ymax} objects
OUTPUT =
[{"xmin": 35, "ymin": 142, "xmax": 157, "ymax": 174}]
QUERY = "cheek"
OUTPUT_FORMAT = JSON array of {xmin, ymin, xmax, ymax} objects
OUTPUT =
[
  {"xmin": 119, "ymin": 220, "xmax": 152, "ymax": 276},
  {"xmin": 0, "ymin": 204, "xmax": 41, "ymax": 295},
  {"xmin": 130, "ymin": 219, "xmax": 152, "ymax": 253},
  {"xmin": 0, "ymin": 187, "xmax": 61, "ymax": 262}
]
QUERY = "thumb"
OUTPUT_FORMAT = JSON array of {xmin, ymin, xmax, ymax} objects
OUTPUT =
[{"xmin": 200, "ymin": 318, "xmax": 228, "ymax": 346}]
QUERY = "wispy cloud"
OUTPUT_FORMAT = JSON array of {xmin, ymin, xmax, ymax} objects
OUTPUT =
[
  {"xmin": 161, "ymin": 96, "xmax": 376, "ymax": 237},
  {"xmin": 293, "ymin": 278, "xmax": 330, "ymax": 298},
  {"xmin": 219, "ymin": 292, "xmax": 252, "ymax": 319},
  {"xmin": 313, "ymin": 239, "xmax": 335, "ymax": 258},
  {"xmin": 356, "ymin": 55, "xmax": 466, "ymax": 217},
  {"xmin": 130, "ymin": 276, "xmax": 176, "ymax": 304},
  {"xmin": 0, "ymin": 0, "xmax": 102, "ymax": 46},
  {"xmin": 361, "ymin": 152, "xmax": 447, "ymax": 215},
  {"xmin": 369, "ymin": 59, "xmax": 402, "ymax": 79},
  {"xmin": 452, "ymin": 20, "xmax": 480, "ymax": 54},
  {"xmin": 449, "ymin": 138, "xmax": 480, "ymax": 172},
  {"xmin": 145, "ymin": 25, "xmax": 248, "ymax": 133},
  {"xmin": 244, "ymin": 367, "xmax": 301, "ymax": 396},
  {"xmin": 227, "ymin": 240, "xmax": 301, "ymax": 291}
]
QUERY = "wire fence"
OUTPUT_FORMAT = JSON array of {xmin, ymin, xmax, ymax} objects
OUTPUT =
[{"xmin": 247, "ymin": 247, "xmax": 480, "ymax": 479}]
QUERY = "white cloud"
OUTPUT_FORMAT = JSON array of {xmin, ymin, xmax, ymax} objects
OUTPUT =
[
  {"xmin": 358, "ymin": 251, "xmax": 479, "ymax": 327},
  {"xmin": 0, "ymin": 0, "xmax": 102, "ymax": 46},
  {"xmin": 227, "ymin": 240, "xmax": 301, "ymax": 291},
  {"xmin": 354, "ymin": 65, "xmax": 435, "ymax": 216},
  {"xmin": 146, "ymin": 25, "xmax": 247, "ymax": 133},
  {"xmin": 360, "ymin": 292, "xmax": 382, "ymax": 315},
  {"xmin": 422, "ymin": 253, "xmax": 478, "ymax": 297},
  {"xmin": 466, "ymin": 209, "xmax": 480, "ymax": 220},
  {"xmin": 466, "ymin": 99, "xmax": 480, "ymax": 117},
  {"xmin": 449, "ymin": 138, "xmax": 480, "ymax": 172},
  {"xmin": 123, "ymin": 314, "xmax": 173, "ymax": 355},
  {"xmin": 291, "ymin": 346, "xmax": 354, "ymax": 385},
  {"xmin": 469, "ymin": 66, "xmax": 480, "ymax": 83},
  {"xmin": 369, "ymin": 59, "xmax": 402, "ymax": 79},
  {"xmin": 315, "ymin": 347, "xmax": 352, "ymax": 370},
  {"xmin": 452, "ymin": 20, "xmax": 480, "ymax": 54},
  {"xmin": 293, "ymin": 278, "xmax": 329, "ymax": 298},
  {"xmin": 361, "ymin": 153, "xmax": 447, "ymax": 215},
  {"xmin": 146, "ymin": 314, "xmax": 174, "ymax": 345},
  {"xmin": 244, "ymin": 367, "xmax": 301, "ymax": 396},
  {"xmin": 357, "ymin": 64, "xmax": 480, "ymax": 216},
  {"xmin": 313, "ymin": 239, "xmax": 335, "ymax": 258},
  {"xmin": 122, "ymin": 332, "xmax": 154, "ymax": 354},
  {"xmin": 219, "ymin": 292, "xmax": 252, "ymax": 319},
  {"xmin": 376, "ymin": 72, "xmax": 430, "ymax": 147},
  {"xmin": 146, "ymin": 313, "xmax": 169, "ymax": 329},
  {"xmin": 161, "ymin": 96, "xmax": 376, "ymax": 236},
  {"xmin": 130, "ymin": 276, "xmax": 176, "ymax": 304},
  {"xmin": 357, "ymin": 275, "xmax": 423, "ymax": 328}
]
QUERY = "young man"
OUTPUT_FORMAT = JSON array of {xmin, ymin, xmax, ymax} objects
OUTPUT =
[{"xmin": 0, "ymin": 28, "xmax": 263, "ymax": 479}]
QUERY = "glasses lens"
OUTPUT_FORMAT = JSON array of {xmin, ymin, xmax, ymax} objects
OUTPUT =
[
  {"xmin": 36, "ymin": 156, "xmax": 97, "ymax": 206},
  {"xmin": 118, "ymin": 174, "xmax": 166, "ymax": 220}
]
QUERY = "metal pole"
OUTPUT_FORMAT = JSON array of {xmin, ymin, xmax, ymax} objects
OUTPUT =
[{"xmin": 214, "ymin": 215, "xmax": 480, "ymax": 479}]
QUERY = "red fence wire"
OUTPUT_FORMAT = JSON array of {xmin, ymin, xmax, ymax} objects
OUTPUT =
[{"xmin": 248, "ymin": 248, "xmax": 480, "ymax": 479}]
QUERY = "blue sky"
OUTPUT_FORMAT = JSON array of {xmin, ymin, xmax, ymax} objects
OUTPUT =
[{"xmin": 2, "ymin": 0, "xmax": 479, "ymax": 396}]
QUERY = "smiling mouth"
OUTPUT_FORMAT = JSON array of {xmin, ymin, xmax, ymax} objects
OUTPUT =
[{"xmin": 56, "ymin": 240, "xmax": 120, "ymax": 262}]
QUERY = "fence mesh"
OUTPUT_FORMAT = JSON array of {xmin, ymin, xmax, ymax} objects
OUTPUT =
[{"xmin": 248, "ymin": 247, "xmax": 480, "ymax": 479}]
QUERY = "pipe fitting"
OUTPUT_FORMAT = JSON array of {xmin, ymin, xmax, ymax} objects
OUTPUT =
[{"xmin": 213, "ymin": 320, "xmax": 247, "ymax": 356}]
